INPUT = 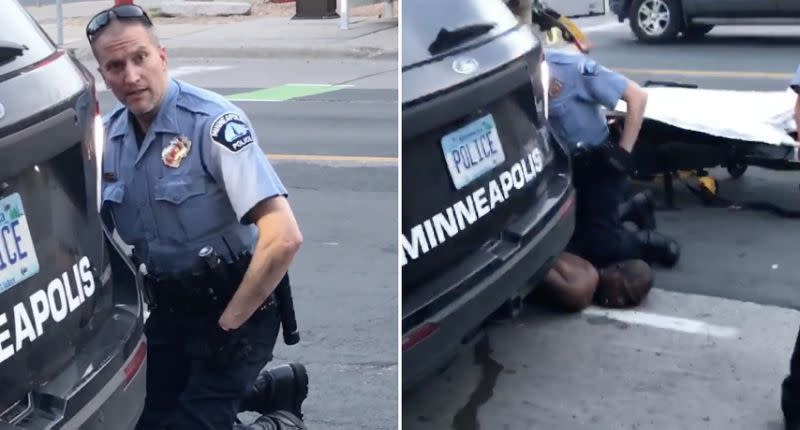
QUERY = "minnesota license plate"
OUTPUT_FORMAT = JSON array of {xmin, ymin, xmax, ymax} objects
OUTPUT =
[
  {"xmin": 441, "ymin": 114, "xmax": 506, "ymax": 190},
  {"xmin": 0, "ymin": 193, "xmax": 40, "ymax": 294}
]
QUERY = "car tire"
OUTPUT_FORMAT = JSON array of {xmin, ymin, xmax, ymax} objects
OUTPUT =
[
  {"xmin": 684, "ymin": 23, "xmax": 714, "ymax": 39},
  {"xmin": 629, "ymin": 0, "xmax": 681, "ymax": 43},
  {"xmin": 726, "ymin": 161, "xmax": 747, "ymax": 179}
]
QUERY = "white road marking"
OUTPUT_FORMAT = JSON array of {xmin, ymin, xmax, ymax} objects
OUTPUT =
[
  {"xmin": 227, "ymin": 99, "xmax": 284, "ymax": 103},
  {"xmin": 583, "ymin": 306, "xmax": 740, "ymax": 339},
  {"xmin": 580, "ymin": 21, "xmax": 626, "ymax": 33},
  {"xmin": 285, "ymin": 83, "xmax": 354, "ymax": 87},
  {"xmin": 169, "ymin": 65, "xmax": 233, "ymax": 77},
  {"xmin": 94, "ymin": 65, "xmax": 233, "ymax": 92}
]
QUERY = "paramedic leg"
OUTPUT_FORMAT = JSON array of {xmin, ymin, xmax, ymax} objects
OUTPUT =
[{"xmin": 783, "ymin": 323, "xmax": 800, "ymax": 430}]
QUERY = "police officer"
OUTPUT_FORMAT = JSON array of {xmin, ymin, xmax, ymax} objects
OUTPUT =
[
  {"xmin": 86, "ymin": 5, "xmax": 306, "ymax": 429},
  {"xmin": 780, "ymin": 64, "xmax": 800, "ymax": 430},
  {"xmin": 544, "ymin": 47, "xmax": 680, "ymax": 269}
]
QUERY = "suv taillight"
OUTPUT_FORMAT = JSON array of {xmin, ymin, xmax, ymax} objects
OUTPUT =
[
  {"xmin": 539, "ymin": 60, "xmax": 550, "ymax": 120},
  {"xmin": 90, "ymin": 83, "xmax": 105, "ymax": 212}
]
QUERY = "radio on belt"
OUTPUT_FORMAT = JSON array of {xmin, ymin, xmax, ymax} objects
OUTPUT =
[
  {"xmin": 199, "ymin": 246, "xmax": 229, "ymax": 281},
  {"xmin": 199, "ymin": 245, "xmax": 229, "ymax": 301},
  {"xmin": 198, "ymin": 244, "xmax": 300, "ymax": 346}
]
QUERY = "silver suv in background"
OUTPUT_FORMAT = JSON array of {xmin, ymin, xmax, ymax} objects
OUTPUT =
[{"xmin": 610, "ymin": 0, "xmax": 800, "ymax": 42}]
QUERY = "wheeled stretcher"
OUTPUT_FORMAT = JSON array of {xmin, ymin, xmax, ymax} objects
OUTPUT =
[{"xmin": 605, "ymin": 80, "xmax": 800, "ymax": 209}]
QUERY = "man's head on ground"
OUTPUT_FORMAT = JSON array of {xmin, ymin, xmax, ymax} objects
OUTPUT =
[
  {"xmin": 594, "ymin": 259, "xmax": 654, "ymax": 308},
  {"xmin": 87, "ymin": 5, "xmax": 168, "ymax": 124}
]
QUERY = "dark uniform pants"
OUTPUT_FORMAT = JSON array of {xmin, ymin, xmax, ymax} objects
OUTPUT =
[
  {"xmin": 784, "ymin": 323, "xmax": 800, "ymax": 422},
  {"xmin": 568, "ymin": 146, "xmax": 643, "ymax": 268},
  {"xmin": 135, "ymin": 301, "xmax": 280, "ymax": 430}
]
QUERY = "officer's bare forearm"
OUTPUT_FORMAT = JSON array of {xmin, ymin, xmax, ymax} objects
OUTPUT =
[
  {"xmin": 220, "ymin": 238, "xmax": 297, "ymax": 328},
  {"xmin": 218, "ymin": 197, "xmax": 302, "ymax": 330},
  {"xmin": 795, "ymin": 97, "xmax": 800, "ymax": 143},
  {"xmin": 619, "ymin": 81, "xmax": 648, "ymax": 152}
]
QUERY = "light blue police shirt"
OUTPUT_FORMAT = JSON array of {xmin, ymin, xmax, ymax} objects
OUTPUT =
[
  {"xmin": 545, "ymin": 50, "xmax": 628, "ymax": 152},
  {"xmin": 101, "ymin": 79, "xmax": 288, "ymax": 276},
  {"xmin": 791, "ymin": 64, "xmax": 800, "ymax": 94}
]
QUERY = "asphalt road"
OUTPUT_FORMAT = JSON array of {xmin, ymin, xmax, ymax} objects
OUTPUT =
[
  {"xmin": 403, "ymin": 19, "xmax": 800, "ymax": 430},
  {"xmin": 583, "ymin": 19, "xmax": 800, "ymax": 91},
  {"xmin": 19, "ymin": 0, "xmax": 85, "ymax": 5},
  {"xmin": 96, "ymin": 58, "xmax": 398, "ymax": 430}
]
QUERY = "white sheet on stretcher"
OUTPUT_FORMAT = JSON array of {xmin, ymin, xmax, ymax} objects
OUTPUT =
[{"xmin": 611, "ymin": 86, "xmax": 800, "ymax": 147}]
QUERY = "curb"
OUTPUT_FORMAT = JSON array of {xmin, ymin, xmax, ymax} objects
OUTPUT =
[{"xmin": 70, "ymin": 45, "xmax": 398, "ymax": 61}]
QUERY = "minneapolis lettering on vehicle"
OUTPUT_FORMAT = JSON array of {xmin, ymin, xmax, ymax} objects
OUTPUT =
[
  {"xmin": 401, "ymin": 148, "xmax": 545, "ymax": 266},
  {"xmin": 450, "ymin": 129, "xmax": 499, "ymax": 173},
  {"xmin": 0, "ymin": 256, "xmax": 96, "ymax": 364}
]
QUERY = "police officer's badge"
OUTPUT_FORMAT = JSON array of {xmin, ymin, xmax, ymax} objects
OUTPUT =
[
  {"xmin": 162, "ymin": 135, "xmax": 192, "ymax": 168},
  {"xmin": 210, "ymin": 112, "xmax": 254, "ymax": 153},
  {"xmin": 549, "ymin": 78, "xmax": 564, "ymax": 97}
]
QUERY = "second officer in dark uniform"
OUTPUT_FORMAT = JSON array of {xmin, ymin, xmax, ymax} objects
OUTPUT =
[
  {"xmin": 545, "ymin": 48, "xmax": 680, "ymax": 269},
  {"xmin": 780, "ymin": 63, "xmax": 800, "ymax": 430},
  {"xmin": 87, "ymin": 5, "xmax": 307, "ymax": 429}
]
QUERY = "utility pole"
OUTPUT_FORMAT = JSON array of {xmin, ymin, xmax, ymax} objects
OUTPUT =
[{"xmin": 56, "ymin": 0, "xmax": 64, "ymax": 45}]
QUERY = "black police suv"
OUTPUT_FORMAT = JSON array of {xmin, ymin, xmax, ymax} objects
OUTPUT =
[
  {"xmin": 0, "ymin": 1, "xmax": 147, "ymax": 428},
  {"xmin": 401, "ymin": 0, "xmax": 578, "ymax": 391}
]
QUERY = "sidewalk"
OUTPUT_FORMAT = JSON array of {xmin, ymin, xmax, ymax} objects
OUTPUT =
[{"xmin": 24, "ymin": 0, "xmax": 398, "ymax": 61}]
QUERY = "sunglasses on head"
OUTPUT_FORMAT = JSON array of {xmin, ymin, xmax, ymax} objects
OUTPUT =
[{"xmin": 85, "ymin": 4, "xmax": 153, "ymax": 41}]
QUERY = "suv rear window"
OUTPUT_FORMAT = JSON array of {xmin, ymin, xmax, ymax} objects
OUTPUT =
[
  {"xmin": 0, "ymin": 0, "xmax": 57, "ymax": 76},
  {"xmin": 402, "ymin": 0, "xmax": 519, "ymax": 68}
]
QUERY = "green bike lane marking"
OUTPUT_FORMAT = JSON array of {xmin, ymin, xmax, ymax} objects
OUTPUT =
[
  {"xmin": 222, "ymin": 83, "xmax": 396, "ymax": 164},
  {"xmin": 223, "ymin": 83, "xmax": 397, "ymax": 165},
  {"xmin": 226, "ymin": 84, "xmax": 353, "ymax": 102}
]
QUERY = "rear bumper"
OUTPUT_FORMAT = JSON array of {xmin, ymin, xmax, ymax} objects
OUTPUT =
[
  {"xmin": 54, "ymin": 239, "xmax": 148, "ymax": 430},
  {"xmin": 401, "ymin": 187, "xmax": 575, "ymax": 392},
  {"xmin": 0, "ymin": 332, "xmax": 147, "ymax": 430},
  {"xmin": 60, "ymin": 336, "xmax": 147, "ymax": 430}
]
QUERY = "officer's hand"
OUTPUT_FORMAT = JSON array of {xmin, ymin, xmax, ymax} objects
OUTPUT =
[
  {"xmin": 601, "ymin": 141, "xmax": 634, "ymax": 174},
  {"xmin": 206, "ymin": 323, "xmax": 251, "ymax": 369}
]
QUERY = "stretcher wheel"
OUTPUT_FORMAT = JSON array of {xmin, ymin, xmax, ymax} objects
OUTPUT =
[
  {"xmin": 726, "ymin": 162, "xmax": 747, "ymax": 179},
  {"xmin": 697, "ymin": 176, "xmax": 718, "ymax": 206}
]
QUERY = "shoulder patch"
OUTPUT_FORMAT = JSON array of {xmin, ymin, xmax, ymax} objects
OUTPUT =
[
  {"xmin": 210, "ymin": 112, "xmax": 254, "ymax": 153},
  {"xmin": 580, "ymin": 59, "xmax": 598, "ymax": 76}
]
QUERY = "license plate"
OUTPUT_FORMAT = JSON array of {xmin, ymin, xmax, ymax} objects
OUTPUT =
[
  {"xmin": 441, "ymin": 114, "xmax": 506, "ymax": 190},
  {"xmin": 0, "ymin": 193, "xmax": 40, "ymax": 294}
]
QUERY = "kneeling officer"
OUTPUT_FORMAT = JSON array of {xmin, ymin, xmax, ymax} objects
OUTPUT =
[
  {"xmin": 89, "ymin": 5, "xmax": 305, "ymax": 429},
  {"xmin": 545, "ymin": 48, "xmax": 680, "ymax": 268}
]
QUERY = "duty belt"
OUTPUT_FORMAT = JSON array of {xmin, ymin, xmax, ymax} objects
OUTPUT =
[
  {"xmin": 142, "ymin": 271, "xmax": 275, "ymax": 315},
  {"xmin": 571, "ymin": 144, "xmax": 601, "ymax": 167},
  {"xmin": 571, "ymin": 139, "xmax": 615, "ymax": 164}
]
